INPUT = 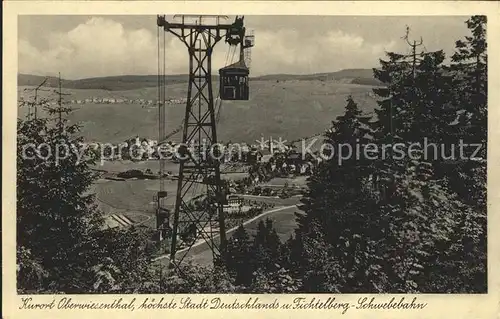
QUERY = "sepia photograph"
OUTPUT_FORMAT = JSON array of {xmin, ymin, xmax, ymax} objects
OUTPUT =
[{"xmin": 14, "ymin": 11, "xmax": 488, "ymax": 296}]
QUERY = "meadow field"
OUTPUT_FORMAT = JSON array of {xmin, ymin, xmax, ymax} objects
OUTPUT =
[
  {"xmin": 18, "ymin": 79, "xmax": 377, "ymax": 144},
  {"xmin": 92, "ymin": 159, "xmax": 255, "ymax": 229}
]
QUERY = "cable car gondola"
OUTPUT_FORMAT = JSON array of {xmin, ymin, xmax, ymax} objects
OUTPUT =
[{"xmin": 219, "ymin": 59, "xmax": 249, "ymax": 100}]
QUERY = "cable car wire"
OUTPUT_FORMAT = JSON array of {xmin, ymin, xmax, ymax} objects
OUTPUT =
[{"xmin": 216, "ymin": 44, "xmax": 238, "ymax": 124}]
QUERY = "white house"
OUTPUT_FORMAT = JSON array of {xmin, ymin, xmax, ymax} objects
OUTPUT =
[{"xmin": 223, "ymin": 195, "xmax": 243, "ymax": 215}]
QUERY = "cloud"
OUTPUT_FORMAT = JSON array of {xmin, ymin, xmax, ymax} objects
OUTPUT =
[
  {"xmin": 19, "ymin": 17, "xmax": 400, "ymax": 79},
  {"xmin": 251, "ymin": 29, "xmax": 396, "ymax": 75},
  {"xmin": 20, "ymin": 18, "xmax": 161, "ymax": 78}
]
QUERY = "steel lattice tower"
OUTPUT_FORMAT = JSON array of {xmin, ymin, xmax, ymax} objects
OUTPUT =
[{"xmin": 156, "ymin": 15, "xmax": 249, "ymax": 268}]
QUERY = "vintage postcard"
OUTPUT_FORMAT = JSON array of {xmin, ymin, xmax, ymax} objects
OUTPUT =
[{"xmin": 3, "ymin": 1, "xmax": 500, "ymax": 318}]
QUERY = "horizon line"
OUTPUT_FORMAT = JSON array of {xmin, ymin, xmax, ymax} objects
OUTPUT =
[{"xmin": 18, "ymin": 67, "xmax": 376, "ymax": 82}]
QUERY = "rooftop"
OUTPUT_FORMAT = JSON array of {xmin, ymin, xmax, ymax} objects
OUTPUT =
[{"xmin": 219, "ymin": 59, "xmax": 249, "ymax": 71}]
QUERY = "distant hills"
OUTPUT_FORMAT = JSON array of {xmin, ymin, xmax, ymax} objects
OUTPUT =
[
  {"xmin": 17, "ymin": 74, "xmax": 190, "ymax": 91},
  {"xmin": 17, "ymin": 69, "xmax": 379, "ymax": 144},
  {"xmin": 18, "ymin": 68, "xmax": 381, "ymax": 91}
]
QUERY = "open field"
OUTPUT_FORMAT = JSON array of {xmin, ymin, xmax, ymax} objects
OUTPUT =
[
  {"xmin": 93, "ymin": 169, "xmax": 253, "ymax": 216},
  {"xmin": 91, "ymin": 159, "xmax": 179, "ymax": 173},
  {"xmin": 93, "ymin": 158, "xmax": 307, "ymax": 233},
  {"xmin": 18, "ymin": 78, "xmax": 377, "ymax": 144}
]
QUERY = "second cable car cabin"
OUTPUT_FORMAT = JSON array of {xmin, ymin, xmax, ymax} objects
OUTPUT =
[{"xmin": 219, "ymin": 59, "xmax": 249, "ymax": 100}]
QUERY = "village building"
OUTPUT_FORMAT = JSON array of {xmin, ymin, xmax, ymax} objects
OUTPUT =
[
  {"xmin": 224, "ymin": 143, "xmax": 244, "ymax": 162},
  {"xmin": 247, "ymin": 149, "xmax": 262, "ymax": 164},
  {"xmin": 223, "ymin": 195, "xmax": 243, "ymax": 215},
  {"xmin": 260, "ymin": 154, "xmax": 274, "ymax": 164},
  {"xmin": 286, "ymin": 152, "xmax": 305, "ymax": 166},
  {"xmin": 259, "ymin": 148, "xmax": 274, "ymax": 162},
  {"xmin": 222, "ymin": 149, "xmax": 230, "ymax": 163},
  {"xmin": 239, "ymin": 144, "xmax": 251, "ymax": 162}
]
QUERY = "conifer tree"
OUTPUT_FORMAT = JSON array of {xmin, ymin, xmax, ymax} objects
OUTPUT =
[
  {"xmin": 297, "ymin": 96, "xmax": 372, "ymax": 238},
  {"xmin": 264, "ymin": 218, "xmax": 281, "ymax": 259},
  {"xmin": 251, "ymin": 219, "xmax": 282, "ymax": 272},
  {"xmin": 17, "ymin": 78, "xmax": 103, "ymax": 292},
  {"xmin": 364, "ymin": 23, "xmax": 485, "ymax": 292},
  {"xmin": 222, "ymin": 224, "xmax": 254, "ymax": 286},
  {"xmin": 442, "ymin": 15, "xmax": 487, "ymax": 292},
  {"xmin": 450, "ymin": 16, "xmax": 487, "ymax": 145},
  {"xmin": 287, "ymin": 96, "xmax": 377, "ymax": 291},
  {"xmin": 411, "ymin": 50, "xmax": 456, "ymax": 143},
  {"xmin": 447, "ymin": 15, "xmax": 487, "ymax": 208},
  {"xmin": 370, "ymin": 29, "xmax": 455, "ymax": 148},
  {"xmin": 286, "ymin": 23, "xmax": 486, "ymax": 293}
]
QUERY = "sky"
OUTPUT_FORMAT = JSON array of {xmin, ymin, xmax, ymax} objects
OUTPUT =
[{"xmin": 18, "ymin": 15, "xmax": 471, "ymax": 79}]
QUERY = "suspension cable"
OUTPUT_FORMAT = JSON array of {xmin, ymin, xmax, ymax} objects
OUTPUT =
[
  {"xmin": 216, "ymin": 44, "xmax": 239, "ymax": 124},
  {"xmin": 157, "ymin": 23, "xmax": 161, "ymax": 147},
  {"xmin": 214, "ymin": 45, "xmax": 232, "ymax": 122}
]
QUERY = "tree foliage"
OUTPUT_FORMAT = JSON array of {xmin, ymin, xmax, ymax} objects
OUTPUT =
[
  {"xmin": 17, "ymin": 97, "xmax": 103, "ymax": 292},
  {"xmin": 279, "ymin": 17, "xmax": 487, "ymax": 293}
]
